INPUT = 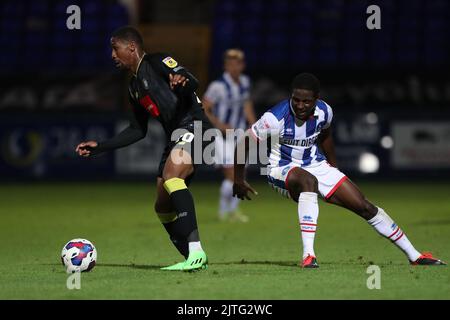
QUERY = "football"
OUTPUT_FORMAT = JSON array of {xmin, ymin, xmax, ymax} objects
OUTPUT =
[{"xmin": 61, "ymin": 239, "xmax": 97, "ymax": 273}]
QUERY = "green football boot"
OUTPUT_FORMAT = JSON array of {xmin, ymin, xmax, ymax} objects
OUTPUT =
[
  {"xmin": 160, "ymin": 251, "xmax": 208, "ymax": 271},
  {"xmin": 182, "ymin": 250, "xmax": 208, "ymax": 272},
  {"xmin": 160, "ymin": 261, "xmax": 186, "ymax": 271}
]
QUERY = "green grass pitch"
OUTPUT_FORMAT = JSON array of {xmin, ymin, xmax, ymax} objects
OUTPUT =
[{"xmin": 0, "ymin": 181, "xmax": 449, "ymax": 299}]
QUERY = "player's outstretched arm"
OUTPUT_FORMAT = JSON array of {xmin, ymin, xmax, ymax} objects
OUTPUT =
[
  {"xmin": 75, "ymin": 99, "xmax": 149, "ymax": 157},
  {"xmin": 233, "ymin": 130, "xmax": 258, "ymax": 200},
  {"xmin": 318, "ymin": 126, "xmax": 338, "ymax": 167}
]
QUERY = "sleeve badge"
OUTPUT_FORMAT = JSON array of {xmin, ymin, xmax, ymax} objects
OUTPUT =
[{"xmin": 162, "ymin": 57, "xmax": 178, "ymax": 68}]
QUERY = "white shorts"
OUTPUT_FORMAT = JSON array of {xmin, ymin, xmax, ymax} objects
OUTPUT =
[
  {"xmin": 267, "ymin": 161, "xmax": 348, "ymax": 200},
  {"xmin": 214, "ymin": 134, "xmax": 235, "ymax": 168}
]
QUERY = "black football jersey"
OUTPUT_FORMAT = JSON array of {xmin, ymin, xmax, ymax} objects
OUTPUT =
[{"xmin": 128, "ymin": 53, "xmax": 209, "ymax": 136}]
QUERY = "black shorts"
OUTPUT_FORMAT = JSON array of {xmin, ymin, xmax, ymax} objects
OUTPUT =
[{"xmin": 157, "ymin": 120, "xmax": 214, "ymax": 182}]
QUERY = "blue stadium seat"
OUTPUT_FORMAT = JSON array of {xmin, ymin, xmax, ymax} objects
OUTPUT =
[
  {"xmin": 83, "ymin": 1, "xmax": 101, "ymax": 15},
  {"xmin": 80, "ymin": 33, "xmax": 99, "ymax": 47},
  {"xmin": 1, "ymin": 1, "xmax": 25, "ymax": 15},
  {"xmin": 1, "ymin": 19, "xmax": 22, "ymax": 32},
  {"xmin": 53, "ymin": 32, "xmax": 73, "ymax": 48},
  {"xmin": 266, "ymin": 33, "xmax": 287, "ymax": 48},
  {"xmin": 263, "ymin": 50, "xmax": 285, "ymax": 66},
  {"xmin": 244, "ymin": 1, "xmax": 263, "ymax": 15},
  {"xmin": 216, "ymin": 0, "xmax": 237, "ymax": 15},
  {"xmin": 29, "ymin": 1, "xmax": 50, "ymax": 15},
  {"xmin": 77, "ymin": 53, "xmax": 98, "ymax": 68},
  {"xmin": 52, "ymin": 50, "xmax": 73, "ymax": 64}
]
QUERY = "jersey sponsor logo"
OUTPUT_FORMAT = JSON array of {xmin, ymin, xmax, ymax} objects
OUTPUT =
[
  {"xmin": 281, "ymin": 136, "xmax": 318, "ymax": 148},
  {"xmin": 139, "ymin": 95, "xmax": 160, "ymax": 117},
  {"xmin": 162, "ymin": 56, "xmax": 178, "ymax": 68}
]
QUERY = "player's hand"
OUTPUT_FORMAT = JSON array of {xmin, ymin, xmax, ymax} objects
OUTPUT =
[
  {"xmin": 75, "ymin": 141, "xmax": 98, "ymax": 157},
  {"xmin": 233, "ymin": 180, "xmax": 258, "ymax": 200},
  {"xmin": 169, "ymin": 73, "xmax": 189, "ymax": 90}
]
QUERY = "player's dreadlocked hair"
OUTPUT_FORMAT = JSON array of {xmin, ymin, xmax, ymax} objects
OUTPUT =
[
  {"xmin": 292, "ymin": 73, "xmax": 321, "ymax": 97},
  {"xmin": 111, "ymin": 26, "xmax": 144, "ymax": 49}
]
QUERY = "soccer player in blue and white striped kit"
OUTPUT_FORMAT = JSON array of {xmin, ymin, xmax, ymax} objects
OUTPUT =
[
  {"xmin": 233, "ymin": 73, "xmax": 446, "ymax": 267},
  {"xmin": 203, "ymin": 49, "xmax": 256, "ymax": 222}
]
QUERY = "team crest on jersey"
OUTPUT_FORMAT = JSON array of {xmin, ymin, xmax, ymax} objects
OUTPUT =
[{"xmin": 162, "ymin": 57, "xmax": 178, "ymax": 68}]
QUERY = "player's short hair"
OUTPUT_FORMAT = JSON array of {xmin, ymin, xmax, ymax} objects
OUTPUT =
[
  {"xmin": 224, "ymin": 48, "xmax": 245, "ymax": 61},
  {"xmin": 111, "ymin": 26, "xmax": 144, "ymax": 49},
  {"xmin": 292, "ymin": 73, "xmax": 321, "ymax": 97}
]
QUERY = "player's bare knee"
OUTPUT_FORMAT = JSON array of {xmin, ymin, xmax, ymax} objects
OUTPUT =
[
  {"xmin": 287, "ymin": 171, "xmax": 318, "ymax": 199},
  {"xmin": 299, "ymin": 175, "xmax": 319, "ymax": 193},
  {"xmin": 357, "ymin": 200, "xmax": 377, "ymax": 220},
  {"xmin": 286, "ymin": 174, "xmax": 301, "ymax": 198}
]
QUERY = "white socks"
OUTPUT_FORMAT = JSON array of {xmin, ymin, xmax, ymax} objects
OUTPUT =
[
  {"xmin": 368, "ymin": 207, "xmax": 421, "ymax": 261},
  {"xmin": 188, "ymin": 241, "xmax": 203, "ymax": 253},
  {"xmin": 219, "ymin": 179, "xmax": 240, "ymax": 217},
  {"xmin": 298, "ymin": 192, "xmax": 319, "ymax": 259},
  {"xmin": 297, "ymin": 195, "xmax": 421, "ymax": 262}
]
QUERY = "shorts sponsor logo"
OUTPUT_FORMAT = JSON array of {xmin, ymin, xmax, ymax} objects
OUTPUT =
[{"xmin": 282, "ymin": 166, "xmax": 291, "ymax": 176}]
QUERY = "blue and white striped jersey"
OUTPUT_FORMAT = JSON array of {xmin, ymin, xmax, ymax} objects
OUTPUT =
[
  {"xmin": 250, "ymin": 99, "xmax": 333, "ymax": 168},
  {"xmin": 204, "ymin": 72, "xmax": 251, "ymax": 130}
]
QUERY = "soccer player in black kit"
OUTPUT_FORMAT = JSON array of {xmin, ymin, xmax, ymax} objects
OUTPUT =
[{"xmin": 76, "ymin": 26, "xmax": 210, "ymax": 271}]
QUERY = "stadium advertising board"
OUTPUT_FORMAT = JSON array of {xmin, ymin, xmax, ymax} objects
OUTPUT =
[
  {"xmin": 114, "ymin": 119, "xmax": 166, "ymax": 175},
  {"xmin": 392, "ymin": 122, "xmax": 450, "ymax": 169},
  {"xmin": 0, "ymin": 117, "xmax": 115, "ymax": 179}
]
